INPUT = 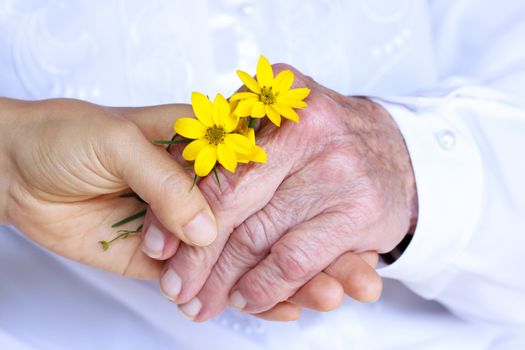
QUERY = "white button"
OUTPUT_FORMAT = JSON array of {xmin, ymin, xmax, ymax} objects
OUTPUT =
[{"xmin": 437, "ymin": 130, "xmax": 456, "ymax": 150}]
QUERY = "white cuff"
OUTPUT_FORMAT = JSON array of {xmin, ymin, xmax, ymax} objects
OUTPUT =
[{"xmin": 373, "ymin": 96, "xmax": 483, "ymax": 298}]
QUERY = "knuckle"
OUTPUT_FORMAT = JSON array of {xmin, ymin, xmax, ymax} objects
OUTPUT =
[
  {"xmin": 107, "ymin": 118, "xmax": 143, "ymax": 143},
  {"xmin": 314, "ymin": 152, "xmax": 352, "ymax": 182},
  {"xmin": 158, "ymin": 171, "xmax": 192, "ymax": 203},
  {"xmin": 198, "ymin": 170, "xmax": 236, "ymax": 211},
  {"xmin": 240, "ymin": 271, "xmax": 281, "ymax": 305},
  {"xmin": 271, "ymin": 63, "xmax": 294, "ymax": 74},
  {"xmin": 210, "ymin": 247, "xmax": 242, "ymax": 279},
  {"xmin": 167, "ymin": 247, "xmax": 216, "ymax": 302},
  {"xmin": 171, "ymin": 245, "xmax": 215, "ymax": 274},
  {"xmin": 272, "ymin": 242, "xmax": 312, "ymax": 283},
  {"xmin": 230, "ymin": 212, "xmax": 274, "ymax": 259},
  {"xmin": 154, "ymin": 172, "xmax": 203, "ymax": 226}
]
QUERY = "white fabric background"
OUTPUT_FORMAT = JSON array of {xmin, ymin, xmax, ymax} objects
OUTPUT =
[{"xmin": 1, "ymin": 0, "xmax": 524, "ymax": 349}]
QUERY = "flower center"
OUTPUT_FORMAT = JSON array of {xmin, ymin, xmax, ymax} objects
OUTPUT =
[
  {"xmin": 260, "ymin": 87, "xmax": 276, "ymax": 105},
  {"xmin": 205, "ymin": 126, "xmax": 226, "ymax": 145}
]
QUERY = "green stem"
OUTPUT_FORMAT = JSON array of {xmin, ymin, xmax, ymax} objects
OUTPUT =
[
  {"xmin": 119, "ymin": 192, "xmax": 146, "ymax": 203},
  {"xmin": 212, "ymin": 166, "xmax": 221, "ymax": 189},
  {"xmin": 111, "ymin": 209, "xmax": 147, "ymax": 228},
  {"xmin": 248, "ymin": 117, "xmax": 257, "ymax": 128},
  {"xmin": 190, "ymin": 174, "xmax": 199, "ymax": 192},
  {"xmin": 99, "ymin": 224, "xmax": 143, "ymax": 251}
]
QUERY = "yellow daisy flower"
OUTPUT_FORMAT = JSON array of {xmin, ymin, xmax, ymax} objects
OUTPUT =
[
  {"xmin": 230, "ymin": 55, "xmax": 311, "ymax": 126},
  {"xmin": 234, "ymin": 119, "xmax": 267, "ymax": 164},
  {"xmin": 174, "ymin": 92, "xmax": 253, "ymax": 177}
]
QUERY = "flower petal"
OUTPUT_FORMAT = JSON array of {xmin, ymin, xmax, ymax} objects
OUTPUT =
[
  {"xmin": 237, "ymin": 145, "xmax": 267, "ymax": 164},
  {"xmin": 256, "ymin": 55, "xmax": 274, "ymax": 88},
  {"xmin": 224, "ymin": 133, "xmax": 253, "ymax": 154},
  {"xmin": 217, "ymin": 143, "xmax": 237, "ymax": 173},
  {"xmin": 250, "ymin": 145, "xmax": 267, "ymax": 163},
  {"xmin": 279, "ymin": 87, "xmax": 311, "ymax": 100},
  {"xmin": 266, "ymin": 105, "xmax": 282, "ymax": 126},
  {"xmin": 194, "ymin": 145, "xmax": 217, "ymax": 177},
  {"xmin": 174, "ymin": 118, "xmax": 206, "ymax": 139},
  {"xmin": 229, "ymin": 99, "xmax": 239, "ymax": 112},
  {"xmin": 251, "ymin": 101, "xmax": 266, "ymax": 118},
  {"xmin": 234, "ymin": 98, "xmax": 258, "ymax": 117},
  {"xmin": 212, "ymin": 93, "xmax": 230, "ymax": 127},
  {"xmin": 246, "ymin": 128, "xmax": 256, "ymax": 144},
  {"xmin": 191, "ymin": 92, "xmax": 214, "ymax": 127},
  {"xmin": 182, "ymin": 139, "xmax": 209, "ymax": 161},
  {"xmin": 230, "ymin": 92, "xmax": 258, "ymax": 101},
  {"xmin": 273, "ymin": 70, "xmax": 294, "ymax": 94},
  {"xmin": 237, "ymin": 70, "xmax": 261, "ymax": 94},
  {"xmin": 273, "ymin": 103, "xmax": 300, "ymax": 123},
  {"xmin": 275, "ymin": 97, "xmax": 308, "ymax": 109},
  {"xmin": 224, "ymin": 112, "xmax": 240, "ymax": 133}
]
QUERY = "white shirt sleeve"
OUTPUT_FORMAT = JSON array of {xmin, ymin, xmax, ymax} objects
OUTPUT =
[{"xmin": 376, "ymin": 0, "xmax": 525, "ymax": 326}]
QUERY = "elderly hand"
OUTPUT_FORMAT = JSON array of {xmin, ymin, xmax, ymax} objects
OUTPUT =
[
  {"xmin": 145, "ymin": 65, "xmax": 417, "ymax": 321},
  {"xmin": 0, "ymin": 97, "xmax": 381, "ymax": 322},
  {"xmin": 0, "ymin": 98, "xmax": 217, "ymax": 279}
]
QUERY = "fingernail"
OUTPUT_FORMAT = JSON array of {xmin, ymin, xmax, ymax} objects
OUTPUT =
[
  {"xmin": 160, "ymin": 268, "xmax": 182, "ymax": 301},
  {"xmin": 142, "ymin": 224, "xmax": 165, "ymax": 259},
  {"xmin": 183, "ymin": 211, "xmax": 216, "ymax": 246},
  {"xmin": 230, "ymin": 291, "xmax": 247, "ymax": 310},
  {"xmin": 179, "ymin": 298, "xmax": 201, "ymax": 320}
]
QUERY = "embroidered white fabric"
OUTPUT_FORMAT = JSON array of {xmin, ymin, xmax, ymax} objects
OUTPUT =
[{"xmin": 1, "ymin": 1, "xmax": 525, "ymax": 349}]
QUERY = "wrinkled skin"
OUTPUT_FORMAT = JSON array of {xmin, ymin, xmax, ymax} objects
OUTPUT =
[
  {"xmin": 151, "ymin": 64, "xmax": 418, "ymax": 321},
  {"xmin": 0, "ymin": 96, "xmax": 383, "ymax": 322}
]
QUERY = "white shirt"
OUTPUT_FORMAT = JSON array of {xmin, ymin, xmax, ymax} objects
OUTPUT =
[{"xmin": 1, "ymin": 0, "xmax": 524, "ymax": 349}]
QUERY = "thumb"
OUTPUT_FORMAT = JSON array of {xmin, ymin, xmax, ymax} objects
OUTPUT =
[
  {"xmin": 111, "ymin": 121, "xmax": 217, "ymax": 247},
  {"xmin": 110, "ymin": 103, "xmax": 193, "ymax": 141}
]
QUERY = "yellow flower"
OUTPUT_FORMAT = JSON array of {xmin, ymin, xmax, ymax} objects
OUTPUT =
[
  {"xmin": 230, "ymin": 55, "xmax": 310, "ymax": 126},
  {"xmin": 174, "ymin": 92, "xmax": 253, "ymax": 177},
  {"xmin": 234, "ymin": 119, "xmax": 267, "ymax": 164}
]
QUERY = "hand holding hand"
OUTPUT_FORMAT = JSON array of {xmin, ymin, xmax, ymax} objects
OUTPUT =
[
  {"xmin": 0, "ymin": 98, "xmax": 217, "ymax": 279},
  {"xmin": 148, "ymin": 65, "xmax": 417, "ymax": 321}
]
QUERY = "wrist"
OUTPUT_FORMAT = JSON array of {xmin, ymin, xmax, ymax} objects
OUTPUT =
[
  {"xmin": 346, "ymin": 97, "xmax": 419, "ymax": 238},
  {"xmin": 374, "ymin": 98, "xmax": 419, "ymax": 233}
]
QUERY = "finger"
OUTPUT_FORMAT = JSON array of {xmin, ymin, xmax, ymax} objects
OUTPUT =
[
  {"xmin": 289, "ymin": 272, "xmax": 345, "ymax": 312},
  {"xmin": 229, "ymin": 213, "xmax": 359, "ymax": 313},
  {"xmin": 140, "ymin": 208, "xmax": 180, "ymax": 260},
  {"xmin": 159, "ymin": 125, "xmax": 296, "ymax": 305},
  {"xmin": 174, "ymin": 161, "xmax": 333, "ymax": 321},
  {"xmin": 357, "ymin": 251, "xmax": 379, "ymax": 268},
  {"xmin": 253, "ymin": 301, "xmax": 302, "ymax": 322},
  {"xmin": 325, "ymin": 251, "xmax": 383, "ymax": 303},
  {"xmin": 110, "ymin": 121, "xmax": 217, "ymax": 247},
  {"xmin": 111, "ymin": 103, "xmax": 194, "ymax": 141},
  {"xmin": 160, "ymin": 68, "xmax": 331, "ymax": 308}
]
